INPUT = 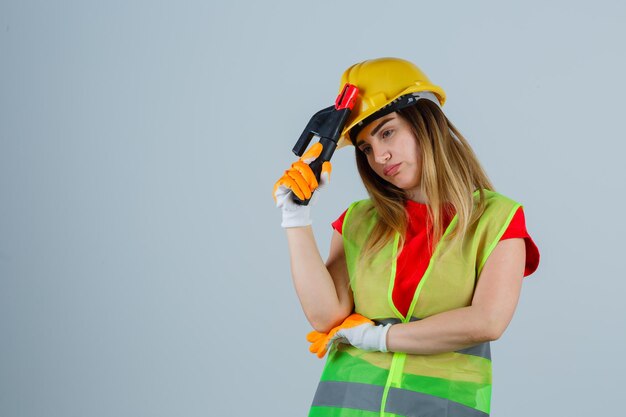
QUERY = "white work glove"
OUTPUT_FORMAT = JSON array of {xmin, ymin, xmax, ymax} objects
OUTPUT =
[
  {"xmin": 272, "ymin": 142, "xmax": 331, "ymax": 228},
  {"xmin": 329, "ymin": 321, "xmax": 392, "ymax": 352}
]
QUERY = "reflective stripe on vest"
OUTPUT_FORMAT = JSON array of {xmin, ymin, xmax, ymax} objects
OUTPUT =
[
  {"xmin": 309, "ymin": 189, "xmax": 521, "ymax": 417},
  {"xmin": 312, "ymin": 381, "xmax": 489, "ymax": 417}
]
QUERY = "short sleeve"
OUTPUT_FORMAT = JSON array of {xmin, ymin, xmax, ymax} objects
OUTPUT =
[
  {"xmin": 331, "ymin": 209, "xmax": 348, "ymax": 234},
  {"xmin": 499, "ymin": 206, "xmax": 540, "ymax": 277}
]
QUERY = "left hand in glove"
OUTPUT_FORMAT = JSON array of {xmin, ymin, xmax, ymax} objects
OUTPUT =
[
  {"xmin": 329, "ymin": 321, "xmax": 392, "ymax": 353},
  {"xmin": 306, "ymin": 314, "xmax": 392, "ymax": 358}
]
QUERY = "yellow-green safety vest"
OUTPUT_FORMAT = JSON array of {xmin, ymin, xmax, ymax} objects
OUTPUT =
[{"xmin": 309, "ymin": 189, "xmax": 522, "ymax": 417}]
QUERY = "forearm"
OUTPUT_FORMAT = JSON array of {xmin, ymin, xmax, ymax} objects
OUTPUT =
[
  {"xmin": 386, "ymin": 305, "xmax": 499, "ymax": 355},
  {"xmin": 286, "ymin": 226, "xmax": 349, "ymax": 331}
]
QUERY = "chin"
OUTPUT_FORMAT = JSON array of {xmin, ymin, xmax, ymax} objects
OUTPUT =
[
  {"xmin": 396, "ymin": 180, "xmax": 421, "ymax": 192},
  {"xmin": 393, "ymin": 182, "xmax": 412, "ymax": 191},
  {"xmin": 390, "ymin": 177, "xmax": 413, "ymax": 189}
]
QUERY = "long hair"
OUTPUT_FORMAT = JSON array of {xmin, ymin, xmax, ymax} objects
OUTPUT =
[{"xmin": 354, "ymin": 99, "xmax": 495, "ymax": 266}]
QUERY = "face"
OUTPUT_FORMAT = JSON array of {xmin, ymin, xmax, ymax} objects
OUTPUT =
[{"xmin": 355, "ymin": 112, "xmax": 423, "ymax": 195}]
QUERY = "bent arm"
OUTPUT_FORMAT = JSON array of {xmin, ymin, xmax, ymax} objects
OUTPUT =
[
  {"xmin": 287, "ymin": 227, "xmax": 353, "ymax": 332},
  {"xmin": 386, "ymin": 238, "xmax": 526, "ymax": 355}
]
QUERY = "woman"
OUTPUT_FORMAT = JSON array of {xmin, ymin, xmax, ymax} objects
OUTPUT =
[{"xmin": 273, "ymin": 57, "xmax": 540, "ymax": 417}]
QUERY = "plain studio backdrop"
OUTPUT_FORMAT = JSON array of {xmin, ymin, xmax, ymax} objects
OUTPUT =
[{"xmin": 1, "ymin": 1, "xmax": 624, "ymax": 416}]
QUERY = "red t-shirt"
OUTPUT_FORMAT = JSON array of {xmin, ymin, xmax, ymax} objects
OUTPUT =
[{"xmin": 332, "ymin": 200, "xmax": 540, "ymax": 317}]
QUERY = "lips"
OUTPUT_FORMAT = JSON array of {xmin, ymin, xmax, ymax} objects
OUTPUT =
[{"xmin": 383, "ymin": 163, "xmax": 401, "ymax": 176}]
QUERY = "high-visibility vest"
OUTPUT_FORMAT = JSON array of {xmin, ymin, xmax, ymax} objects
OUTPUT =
[{"xmin": 309, "ymin": 189, "xmax": 522, "ymax": 417}]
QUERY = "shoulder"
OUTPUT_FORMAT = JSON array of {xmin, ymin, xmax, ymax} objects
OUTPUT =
[
  {"xmin": 331, "ymin": 199, "xmax": 373, "ymax": 236},
  {"xmin": 471, "ymin": 189, "xmax": 526, "ymax": 244},
  {"xmin": 476, "ymin": 189, "xmax": 523, "ymax": 221},
  {"xmin": 472, "ymin": 190, "xmax": 537, "ymax": 276},
  {"xmin": 344, "ymin": 198, "xmax": 375, "ymax": 219},
  {"xmin": 478, "ymin": 189, "xmax": 521, "ymax": 209},
  {"xmin": 341, "ymin": 199, "xmax": 378, "ymax": 239},
  {"xmin": 347, "ymin": 198, "xmax": 374, "ymax": 210}
]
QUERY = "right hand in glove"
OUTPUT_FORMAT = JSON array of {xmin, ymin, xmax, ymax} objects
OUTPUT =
[
  {"xmin": 306, "ymin": 313, "xmax": 374, "ymax": 358},
  {"xmin": 272, "ymin": 142, "xmax": 332, "ymax": 228}
]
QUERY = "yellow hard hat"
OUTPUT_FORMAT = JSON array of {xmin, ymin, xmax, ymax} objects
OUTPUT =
[{"xmin": 337, "ymin": 57, "xmax": 446, "ymax": 148}]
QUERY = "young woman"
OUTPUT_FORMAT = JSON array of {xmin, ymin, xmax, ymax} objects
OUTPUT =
[{"xmin": 273, "ymin": 57, "xmax": 540, "ymax": 417}]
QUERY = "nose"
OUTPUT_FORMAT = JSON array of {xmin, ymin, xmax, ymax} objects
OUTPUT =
[{"xmin": 373, "ymin": 144, "xmax": 391, "ymax": 164}]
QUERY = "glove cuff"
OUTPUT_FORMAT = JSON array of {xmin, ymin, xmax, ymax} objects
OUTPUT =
[
  {"xmin": 281, "ymin": 206, "xmax": 312, "ymax": 228},
  {"xmin": 379, "ymin": 324, "xmax": 392, "ymax": 353}
]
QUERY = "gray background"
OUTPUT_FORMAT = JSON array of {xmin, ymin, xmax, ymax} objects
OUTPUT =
[{"xmin": 1, "ymin": 1, "xmax": 624, "ymax": 416}]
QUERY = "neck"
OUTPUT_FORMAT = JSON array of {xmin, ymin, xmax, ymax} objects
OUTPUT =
[{"xmin": 406, "ymin": 187, "xmax": 428, "ymax": 204}]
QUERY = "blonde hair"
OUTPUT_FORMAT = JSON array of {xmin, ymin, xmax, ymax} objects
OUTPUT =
[{"xmin": 354, "ymin": 99, "xmax": 495, "ymax": 266}]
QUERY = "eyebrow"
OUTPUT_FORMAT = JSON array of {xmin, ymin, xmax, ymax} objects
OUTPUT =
[{"xmin": 356, "ymin": 117, "xmax": 394, "ymax": 147}]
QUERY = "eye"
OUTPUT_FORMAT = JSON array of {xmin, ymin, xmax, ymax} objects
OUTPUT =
[
  {"xmin": 381, "ymin": 129, "xmax": 393, "ymax": 139},
  {"xmin": 360, "ymin": 145, "xmax": 372, "ymax": 155}
]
